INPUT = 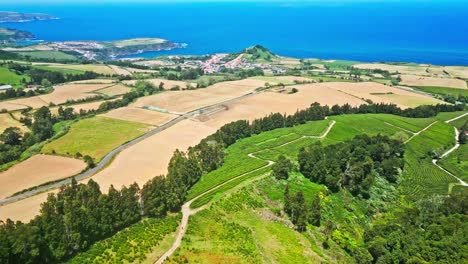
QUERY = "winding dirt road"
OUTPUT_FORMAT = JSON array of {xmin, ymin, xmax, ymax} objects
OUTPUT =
[{"xmin": 155, "ymin": 120, "xmax": 336, "ymax": 264}]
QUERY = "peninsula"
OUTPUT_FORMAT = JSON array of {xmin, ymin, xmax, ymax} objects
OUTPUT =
[
  {"xmin": 0, "ymin": 11, "xmax": 57, "ymax": 23},
  {"xmin": 0, "ymin": 27, "xmax": 34, "ymax": 43}
]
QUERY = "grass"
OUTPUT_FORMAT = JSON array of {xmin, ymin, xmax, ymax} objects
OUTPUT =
[
  {"xmin": 0, "ymin": 66, "xmax": 29, "ymax": 86},
  {"xmin": 186, "ymin": 120, "xmax": 331, "ymax": 201},
  {"xmin": 401, "ymin": 121, "xmax": 458, "ymax": 197},
  {"xmin": 16, "ymin": 51, "xmax": 79, "ymax": 61},
  {"xmin": 375, "ymin": 93, "xmax": 440, "ymax": 108},
  {"xmin": 33, "ymin": 65, "xmax": 85, "ymax": 75},
  {"xmin": 68, "ymin": 215, "xmax": 181, "ymax": 264},
  {"xmin": 170, "ymin": 186, "xmax": 325, "ymax": 264},
  {"xmin": 369, "ymin": 114, "xmax": 436, "ymax": 133},
  {"xmin": 414, "ymin": 86, "xmax": 468, "ymax": 97},
  {"xmin": 190, "ymin": 113, "xmax": 461, "ymax": 209},
  {"xmin": 310, "ymin": 60, "xmax": 358, "ymax": 70},
  {"xmin": 41, "ymin": 116, "xmax": 149, "ymax": 161},
  {"xmin": 41, "ymin": 64, "xmax": 115, "ymax": 75}
]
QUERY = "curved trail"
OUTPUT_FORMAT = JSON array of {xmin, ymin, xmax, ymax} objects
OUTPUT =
[
  {"xmin": 0, "ymin": 91, "xmax": 261, "ymax": 206},
  {"xmin": 431, "ymin": 114, "xmax": 468, "ymax": 187},
  {"xmin": 155, "ymin": 120, "xmax": 336, "ymax": 264}
]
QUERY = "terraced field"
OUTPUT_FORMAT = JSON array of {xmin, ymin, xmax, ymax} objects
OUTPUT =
[
  {"xmin": 439, "ymin": 144, "xmax": 468, "ymax": 182},
  {"xmin": 186, "ymin": 120, "xmax": 332, "ymax": 201},
  {"xmin": 402, "ymin": 121, "xmax": 458, "ymax": 196}
]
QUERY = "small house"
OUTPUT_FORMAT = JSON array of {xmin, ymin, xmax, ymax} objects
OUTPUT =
[{"xmin": 0, "ymin": 85, "xmax": 12, "ymax": 90}]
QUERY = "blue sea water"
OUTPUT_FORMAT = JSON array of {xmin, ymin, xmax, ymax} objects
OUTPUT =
[{"xmin": 1, "ymin": 1, "xmax": 468, "ymax": 65}]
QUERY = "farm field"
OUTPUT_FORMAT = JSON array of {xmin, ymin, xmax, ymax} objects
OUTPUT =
[
  {"xmin": 0, "ymin": 154, "xmax": 86, "ymax": 200},
  {"xmin": 71, "ymin": 78, "xmax": 116, "ymax": 84},
  {"xmin": 353, "ymin": 63, "xmax": 430, "ymax": 75},
  {"xmin": 0, "ymin": 111, "xmax": 464, "ymax": 225},
  {"xmin": 124, "ymin": 78, "xmax": 196, "ymax": 90},
  {"xmin": 101, "ymin": 106, "xmax": 178, "ymax": 126},
  {"xmin": 132, "ymin": 78, "xmax": 267, "ymax": 113},
  {"xmin": 187, "ymin": 120, "xmax": 332, "ymax": 201},
  {"xmin": 108, "ymin": 64, "xmax": 132, "ymax": 76},
  {"xmin": 93, "ymin": 83, "xmax": 132, "ymax": 96},
  {"xmin": 444, "ymin": 66, "xmax": 468, "ymax": 78},
  {"xmin": 399, "ymin": 74, "xmax": 467, "ymax": 89},
  {"xmin": 0, "ymin": 95, "xmax": 48, "ymax": 111},
  {"xmin": 0, "ymin": 191, "xmax": 54, "ymax": 223},
  {"xmin": 35, "ymin": 63, "xmax": 116, "ymax": 75},
  {"xmin": 41, "ymin": 116, "xmax": 150, "ymax": 161},
  {"xmin": 439, "ymin": 144, "xmax": 468, "ymax": 182},
  {"xmin": 0, "ymin": 67, "xmax": 29, "ymax": 86},
  {"xmin": 0, "ymin": 113, "xmax": 28, "ymax": 133},
  {"xmin": 40, "ymin": 83, "xmax": 114, "ymax": 105},
  {"xmin": 251, "ymin": 75, "xmax": 312, "ymax": 85},
  {"xmin": 402, "ymin": 121, "xmax": 458, "ymax": 196},
  {"xmin": 16, "ymin": 50, "xmax": 79, "ymax": 61},
  {"xmin": 50, "ymin": 98, "xmax": 119, "ymax": 114},
  {"xmin": 318, "ymin": 81, "xmax": 443, "ymax": 108},
  {"xmin": 0, "ymin": 83, "xmax": 113, "ymax": 110},
  {"xmin": 413, "ymin": 86, "xmax": 468, "ymax": 98}
]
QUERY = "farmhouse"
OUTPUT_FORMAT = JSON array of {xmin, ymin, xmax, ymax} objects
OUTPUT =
[{"xmin": 0, "ymin": 85, "xmax": 12, "ymax": 90}]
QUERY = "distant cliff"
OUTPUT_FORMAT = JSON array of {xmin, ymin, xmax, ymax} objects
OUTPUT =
[
  {"xmin": 0, "ymin": 11, "xmax": 58, "ymax": 23},
  {"xmin": 0, "ymin": 28, "xmax": 34, "ymax": 43}
]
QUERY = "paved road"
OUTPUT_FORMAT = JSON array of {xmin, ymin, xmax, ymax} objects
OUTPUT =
[
  {"xmin": 0, "ymin": 91, "xmax": 261, "ymax": 206},
  {"xmin": 155, "ymin": 120, "xmax": 336, "ymax": 264}
]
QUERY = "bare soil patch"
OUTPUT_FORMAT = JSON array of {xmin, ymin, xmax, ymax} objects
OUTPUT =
[{"xmin": 0, "ymin": 154, "xmax": 86, "ymax": 200}]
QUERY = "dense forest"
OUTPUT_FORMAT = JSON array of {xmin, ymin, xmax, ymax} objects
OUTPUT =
[
  {"xmin": 0, "ymin": 101, "xmax": 465, "ymax": 263},
  {"xmin": 299, "ymin": 135, "xmax": 405, "ymax": 197}
]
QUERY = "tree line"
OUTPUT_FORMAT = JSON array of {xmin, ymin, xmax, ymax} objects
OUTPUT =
[
  {"xmin": 5, "ymin": 63, "xmax": 100, "ymax": 86},
  {"xmin": 0, "ymin": 102, "xmax": 464, "ymax": 263}
]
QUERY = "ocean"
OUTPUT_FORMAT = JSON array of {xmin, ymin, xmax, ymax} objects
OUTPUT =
[{"xmin": 1, "ymin": 1, "xmax": 468, "ymax": 65}]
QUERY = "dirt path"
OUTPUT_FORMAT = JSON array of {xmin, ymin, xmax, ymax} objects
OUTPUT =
[
  {"xmin": 404, "ymin": 121, "xmax": 438, "ymax": 144},
  {"xmin": 431, "ymin": 112, "xmax": 468, "ymax": 187},
  {"xmin": 445, "ymin": 112, "xmax": 468, "ymax": 123},
  {"xmin": 155, "ymin": 120, "xmax": 336, "ymax": 264}
]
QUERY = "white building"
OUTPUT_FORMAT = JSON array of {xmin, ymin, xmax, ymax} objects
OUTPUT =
[{"xmin": 0, "ymin": 85, "xmax": 13, "ymax": 90}]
